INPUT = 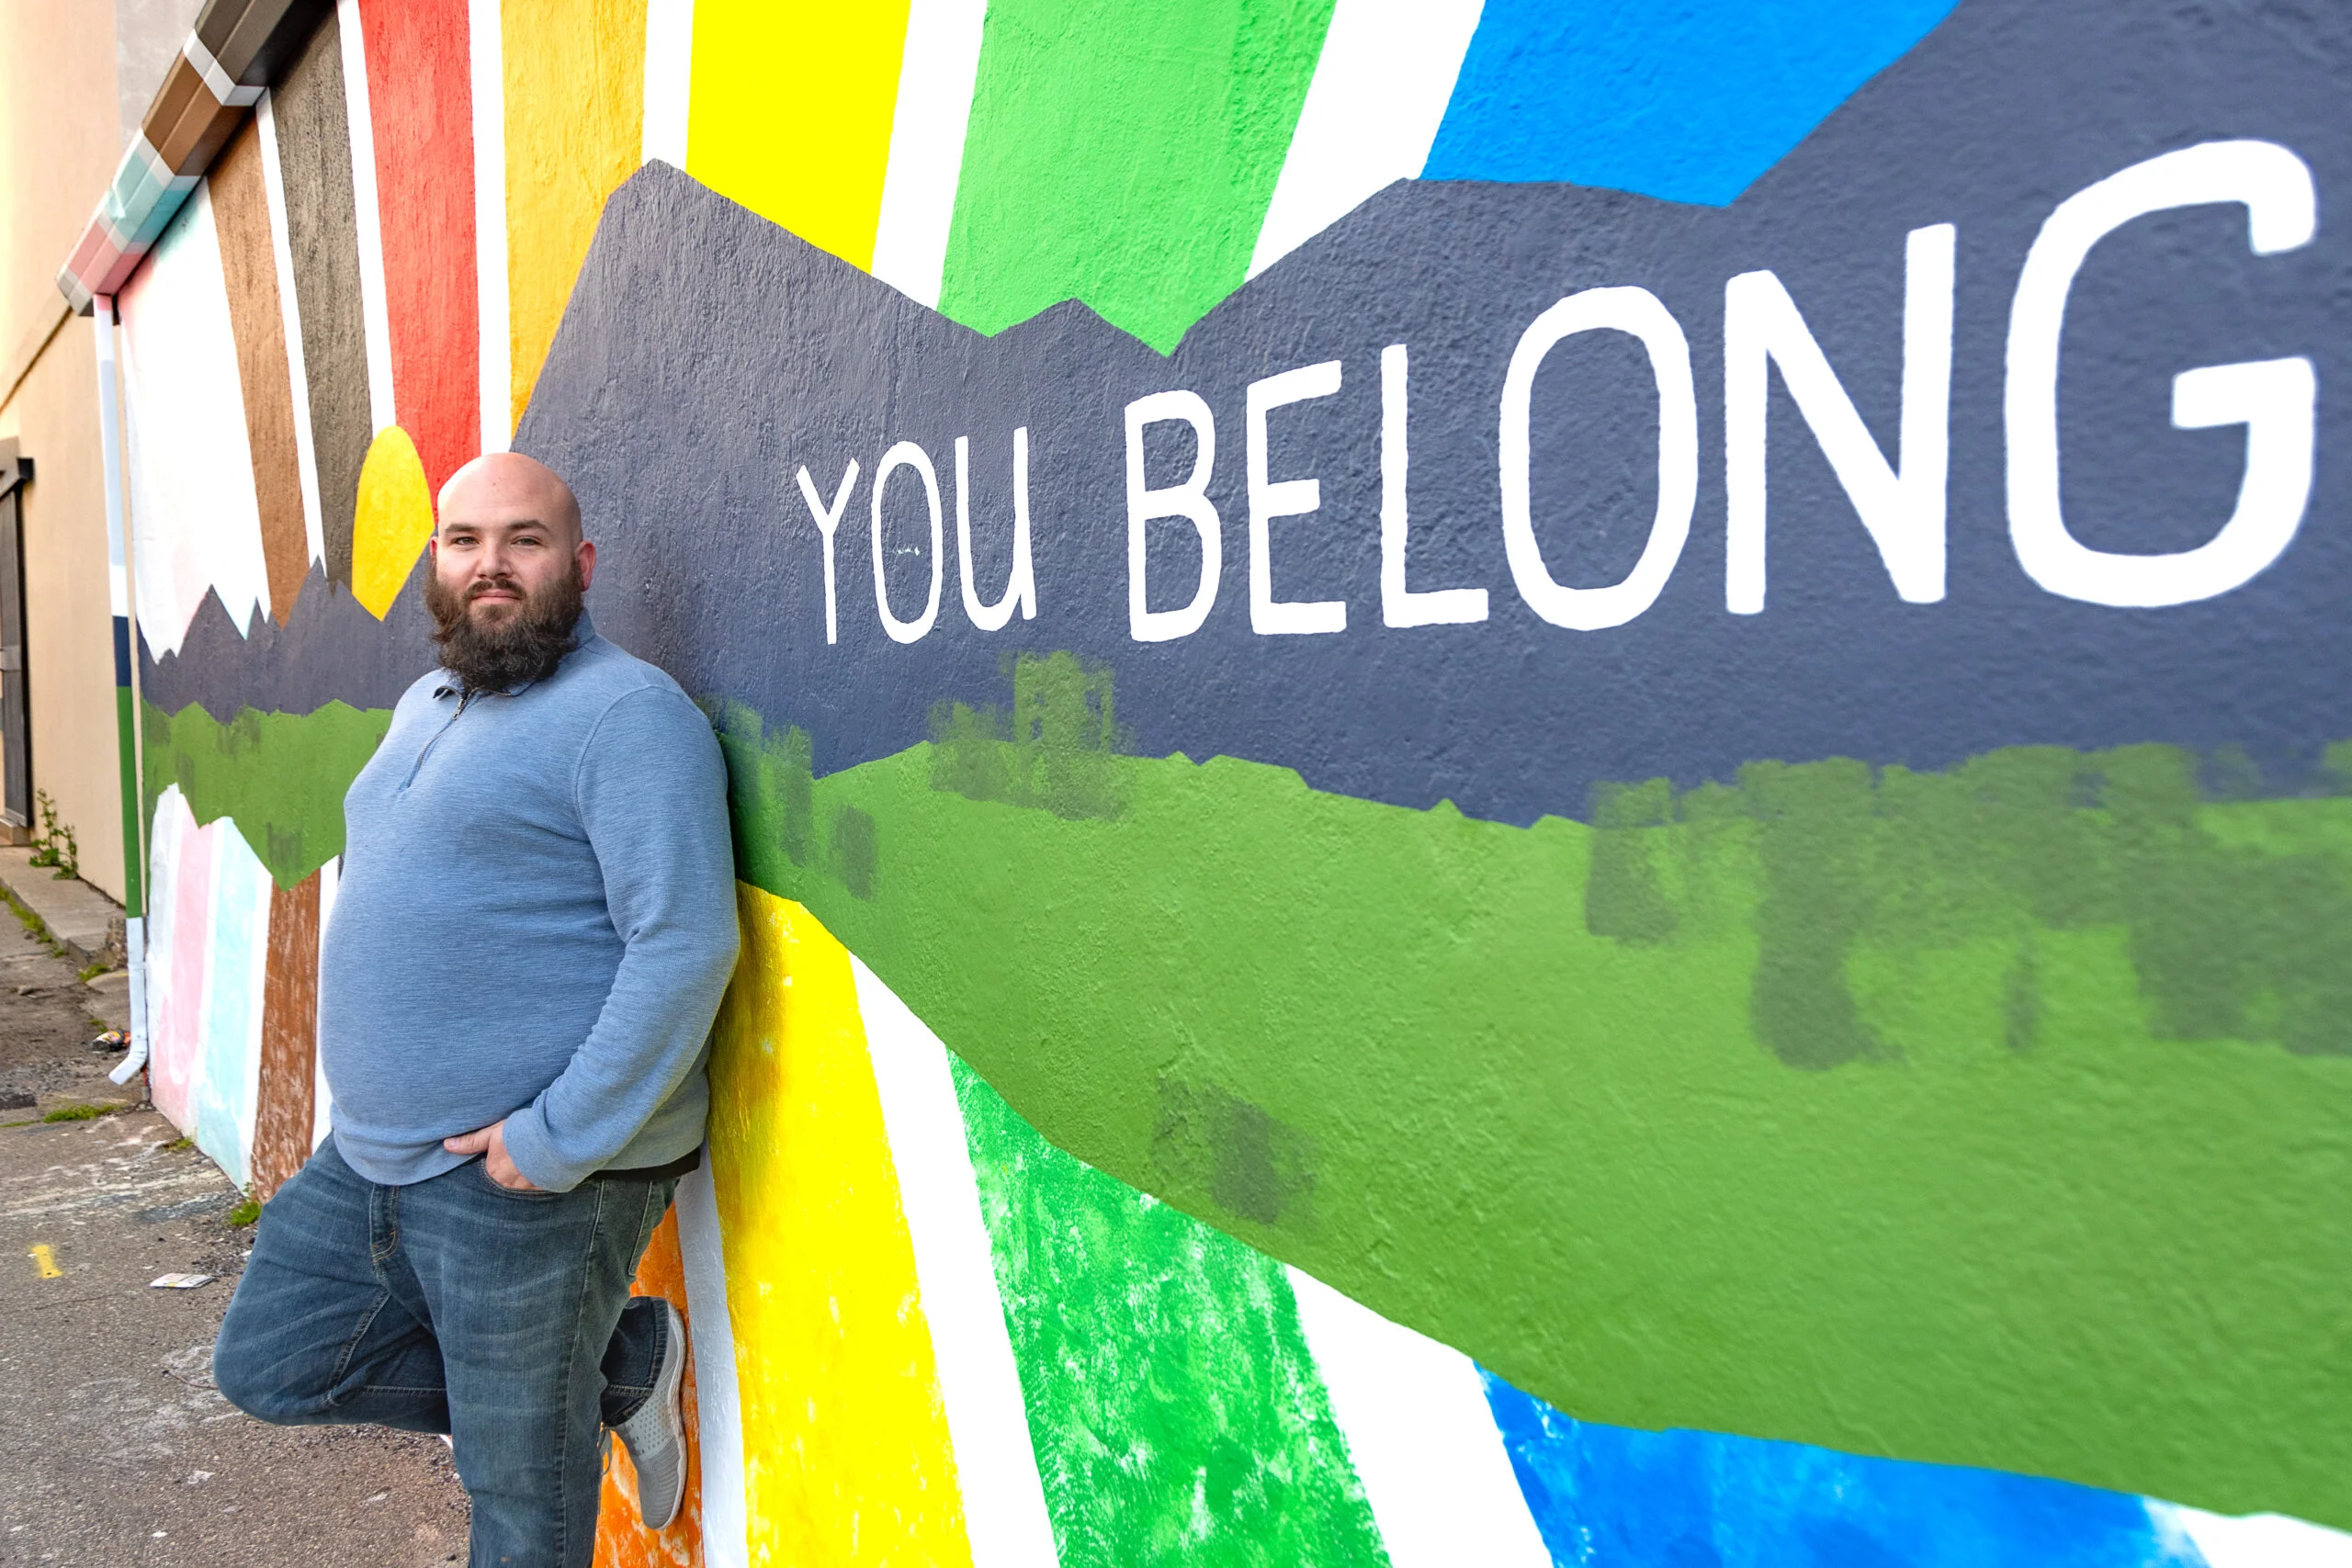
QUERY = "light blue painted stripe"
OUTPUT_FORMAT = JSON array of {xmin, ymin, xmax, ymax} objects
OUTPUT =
[
  {"xmin": 194, "ymin": 819, "xmax": 271, "ymax": 1187},
  {"xmin": 1480, "ymin": 1369, "xmax": 2209, "ymax": 1568},
  {"xmin": 1423, "ymin": 0, "xmax": 1959, "ymax": 205}
]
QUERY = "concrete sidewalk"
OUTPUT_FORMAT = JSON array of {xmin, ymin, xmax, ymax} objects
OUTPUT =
[
  {"xmin": 0, "ymin": 849, "xmax": 123, "ymax": 974},
  {"xmin": 0, "ymin": 930, "xmax": 468, "ymax": 1565}
]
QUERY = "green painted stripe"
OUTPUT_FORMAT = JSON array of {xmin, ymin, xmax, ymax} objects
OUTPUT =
[
  {"xmin": 142, "ymin": 701, "xmax": 392, "ymax": 889},
  {"xmin": 117, "ymin": 685, "xmax": 144, "ymax": 915},
  {"xmin": 707, "ymin": 665, "xmax": 2352, "ymax": 1532},
  {"xmin": 948, "ymin": 1049, "xmax": 1387, "ymax": 1568},
  {"xmin": 936, "ymin": 0, "xmax": 1338, "ymax": 352}
]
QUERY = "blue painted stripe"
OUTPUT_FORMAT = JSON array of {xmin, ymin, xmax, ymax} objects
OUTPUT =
[
  {"xmin": 1479, "ymin": 1370, "xmax": 2206, "ymax": 1568},
  {"xmin": 1423, "ymin": 0, "xmax": 1960, "ymax": 204}
]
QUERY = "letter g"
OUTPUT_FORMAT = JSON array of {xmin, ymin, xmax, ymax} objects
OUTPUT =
[{"xmin": 2006, "ymin": 140, "xmax": 2317, "ymax": 608}]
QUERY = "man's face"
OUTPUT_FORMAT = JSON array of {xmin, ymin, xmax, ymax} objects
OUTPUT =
[{"xmin": 431, "ymin": 477, "xmax": 594, "ymax": 626}]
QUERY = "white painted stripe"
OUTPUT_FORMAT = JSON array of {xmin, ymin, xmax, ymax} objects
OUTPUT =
[
  {"xmin": 311, "ymin": 855, "xmax": 337, "ymax": 1150},
  {"xmin": 115, "ymin": 182, "xmax": 273, "ymax": 647},
  {"xmin": 91, "ymin": 298, "xmax": 129, "ymax": 616},
  {"xmin": 469, "ymin": 0, "xmax": 510, "ymax": 452},
  {"xmin": 187, "ymin": 822, "xmax": 227, "ymax": 1154},
  {"xmin": 141, "ymin": 792, "xmax": 184, "ymax": 1054},
  {"xmin": 184, "ymin": 33, "xmax": 264, "ymax": 107},
  {"xmin": 337, "ymin": 0, "xmax": 396, "ymax": 434},
  {"xmin": 236, "ymin": 826, "xmax": 273, "ymax": 1187},
  {"xmin": 641, "ymin": 0, "xmax": 695, "ymax": 168},
  {"xmin": 675, "ymin": 1154, "xmax": 750, "ymax": 1568},
  {"xmin": 870, "ymin": 0, "xmax": 987, "ymax": 307},
  {"xmin": 254, "ymin": 92, "xmax": 327, "ymax": 569},
  {"xmin": 1285, "ymin": 1265, "xmax": 1554, "ymax": 1568},
  {"xmin": 110, "ymin": 917, "xmax": 148, "ymax": 1085},
  {"xmin": 1247, "ymin": 0, "xmax": 1483, "ymax": 279},
  {"xmin": 852, "ymin": 957, "xmax": 1060, "ymax": 1568},
  {"xmin": 2153, "ymin": 1503, "xmax": 2352, "ymax": 1568}
]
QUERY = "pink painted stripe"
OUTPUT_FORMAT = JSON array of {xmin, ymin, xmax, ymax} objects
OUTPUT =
[{"xmin": 152, "ymin": 814, "xmax": 216, "ymax": 1132}]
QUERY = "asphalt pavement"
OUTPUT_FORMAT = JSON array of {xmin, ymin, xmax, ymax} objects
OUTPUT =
[{"xmin": 0, "ymin": 917, "xmax": 469, "ymax": 1565}]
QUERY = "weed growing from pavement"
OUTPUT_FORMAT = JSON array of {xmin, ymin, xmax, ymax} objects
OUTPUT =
[
  {"xmin": 227, "ymin": 1198, "xmax": 262, "ymax": 1227},
  {"xmin": 41, "ymin": 1104, "xmax": 105, "ymax": 1122},
  {"xmin": 28, "ymin": 792, "xmax": 78, "ymax": 881},
  {"xmin": 0, "ymin": 885, "xmax": 61, "ymax": 958},
  {"xmin": 165, "ymin": 1135, "xmax": 193, "ymax": 1152}
]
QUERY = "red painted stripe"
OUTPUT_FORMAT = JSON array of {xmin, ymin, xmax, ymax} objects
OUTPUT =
[{"xmin": 356, "ymin": 0, "xmax": 479, "ymax": 494}]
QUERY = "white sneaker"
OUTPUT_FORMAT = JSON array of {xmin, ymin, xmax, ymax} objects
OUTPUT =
[{"xmin": 611, "ymin": 1300, "xmax": 689, "ymax": 1529}]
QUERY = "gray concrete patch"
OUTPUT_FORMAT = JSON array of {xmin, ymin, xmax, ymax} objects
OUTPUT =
[
  {"xmin": 0, "ymin": 849, "xmax": 124, "ymax": 974},
  {"xmin": 0, "ymin": 927, "xmax": 136, "ymax": 1113},
  {"xmin": 0, "ymin": 970, "xmax": 468, "ymax": 1565}
]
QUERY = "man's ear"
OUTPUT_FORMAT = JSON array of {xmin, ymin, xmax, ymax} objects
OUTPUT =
[{"xmin": 576, "ymin": 537, "xmax": 597, "ymax": 591}]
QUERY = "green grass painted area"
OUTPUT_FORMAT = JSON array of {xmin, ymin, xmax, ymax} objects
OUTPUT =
[
  {"xmin": 142, "ymin": 701, "xmax": 391, "ymax": 888},
  {"xmin": 939, "ymin": 0, "xmax": 1337, "ymax": 350},
  {"xmin": 116, "ymin": 685, "xmax": 143, "ymax": 914},
  {"xmin": 714, "ymin": 656, "xmax": 2352, "ymax": 1530},
  {"xmin": 952, "ymin": 1051, "xmax": 1387, "ymax": 1568}
]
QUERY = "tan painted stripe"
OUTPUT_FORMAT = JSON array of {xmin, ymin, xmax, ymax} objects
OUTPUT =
[
  {"xmin": 269, "ymin": 11, "xmax": 370, "ymax": 587},
  {"xmin": 151, "ymin": 59, "xmax": 246, "ymax": 172},
  {"xmin": 251, "ymin": 870, "xmax": 320, "ymax": 1201},
  {"xmin": 209, "ymin": 118, "xmax": 312, "ymax": 626}
]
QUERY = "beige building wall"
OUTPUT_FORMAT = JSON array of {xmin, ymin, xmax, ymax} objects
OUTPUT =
[
  {"xmin": 0, "ymin": 321, "xmax": 124, "ymax": 903},
  {"xmin": 0, "ymin": 0, "xmax": 179, "ymax": 907}
]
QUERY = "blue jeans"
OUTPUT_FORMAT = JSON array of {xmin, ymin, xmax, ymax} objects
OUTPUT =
[{"xmin": 213, "ymin": 1134, "xmax": 676, "ymax": 1568}]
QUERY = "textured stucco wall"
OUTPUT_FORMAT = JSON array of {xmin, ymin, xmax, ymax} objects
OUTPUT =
[
  {"xmin": 0, "ymin": 0, "xmax": 129, "ymax": 899},
  {"xmin": 0, "ymin": 320, "xmax": 128, "ymax": 902},
  {"xmin": 97, "ymin": 0, "xmax": 2352, "ymax": 1559}
]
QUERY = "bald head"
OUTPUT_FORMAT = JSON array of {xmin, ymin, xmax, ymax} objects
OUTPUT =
[
  {"xmin": 437, "ymin": 451, "xmax": 582, "ymax": 547},
  {"xmin": 429, "ymin": 451, "xmax": 597, "ymax": 638}
]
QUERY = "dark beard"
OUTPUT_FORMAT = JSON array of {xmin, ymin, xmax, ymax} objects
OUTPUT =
[{"xmin": 425, "ymin": 562, "xmax": 584, "ymax": 693}]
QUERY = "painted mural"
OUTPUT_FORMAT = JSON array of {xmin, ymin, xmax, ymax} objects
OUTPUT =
[{"xmin": 92, "ymin": 0, "xmax": 2352, "ymax": 1563}]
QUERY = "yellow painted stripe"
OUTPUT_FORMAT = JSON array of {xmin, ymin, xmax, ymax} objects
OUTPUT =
[
  {"xmin": 684, "ymin": 0, "xmax": 913, "ymax": 270},
  {"xmin": 349, "ymin": 424, "xmax": 434, "ymax": 619},
  {"xmin": 502, "ymin": 0, "xmax": 648, "ymax": 432},
  {"xmin": 707, "ymin": 885, "xmax": 976, "ymax": 1568},
  {"xmin": 29, "ymin": 1244, "xmax": 62, "ymax": 1280}
]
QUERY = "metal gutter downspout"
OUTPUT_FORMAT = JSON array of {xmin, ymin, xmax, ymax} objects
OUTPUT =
[{"xmin": 94, "ymin": 298, "xmax": 150, "ymax": 1089}]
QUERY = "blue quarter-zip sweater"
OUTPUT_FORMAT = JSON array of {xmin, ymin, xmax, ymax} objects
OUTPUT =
[{"xmin": 320, "ymin": 618, "xmax": 740, "ymax": 1191}]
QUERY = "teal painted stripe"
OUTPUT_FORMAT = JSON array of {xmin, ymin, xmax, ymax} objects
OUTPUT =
[
  {"xmin": 948, "ymin": 1052, "xmax": 1391, "ymax": 1568},
  {"xmin": 936, "ymin": 0, "xmax": 1338, "ymax": 352}
]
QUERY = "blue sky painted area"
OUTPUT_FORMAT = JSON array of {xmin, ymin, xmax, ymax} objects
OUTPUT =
[
  {"xmin": 1481, "ymin": 1371, "xmax": 2205, "ymax": 1568},
  {"xmin": 1425, "ymin": 0, "xmax": 1960, "ymax": 203}
]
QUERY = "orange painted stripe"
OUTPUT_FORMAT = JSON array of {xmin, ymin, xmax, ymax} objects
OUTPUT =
[
  {"xmin": 502, "ymin": 0, "xmax": 647, "ymax": 431},
  {"xmin": 594, "ymin": 1209, "xmax": 702, "ymax": 1567}
]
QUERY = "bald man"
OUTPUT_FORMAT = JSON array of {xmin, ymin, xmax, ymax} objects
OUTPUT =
[{"xmin": 212, "ymin": 454, "xmax": 739, "ymax": 1565}]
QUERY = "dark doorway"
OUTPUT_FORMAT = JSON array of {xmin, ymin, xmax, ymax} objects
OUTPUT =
[{"xmin": 0, "ymin": 442, "xmax": 30, "ymax": 831}]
